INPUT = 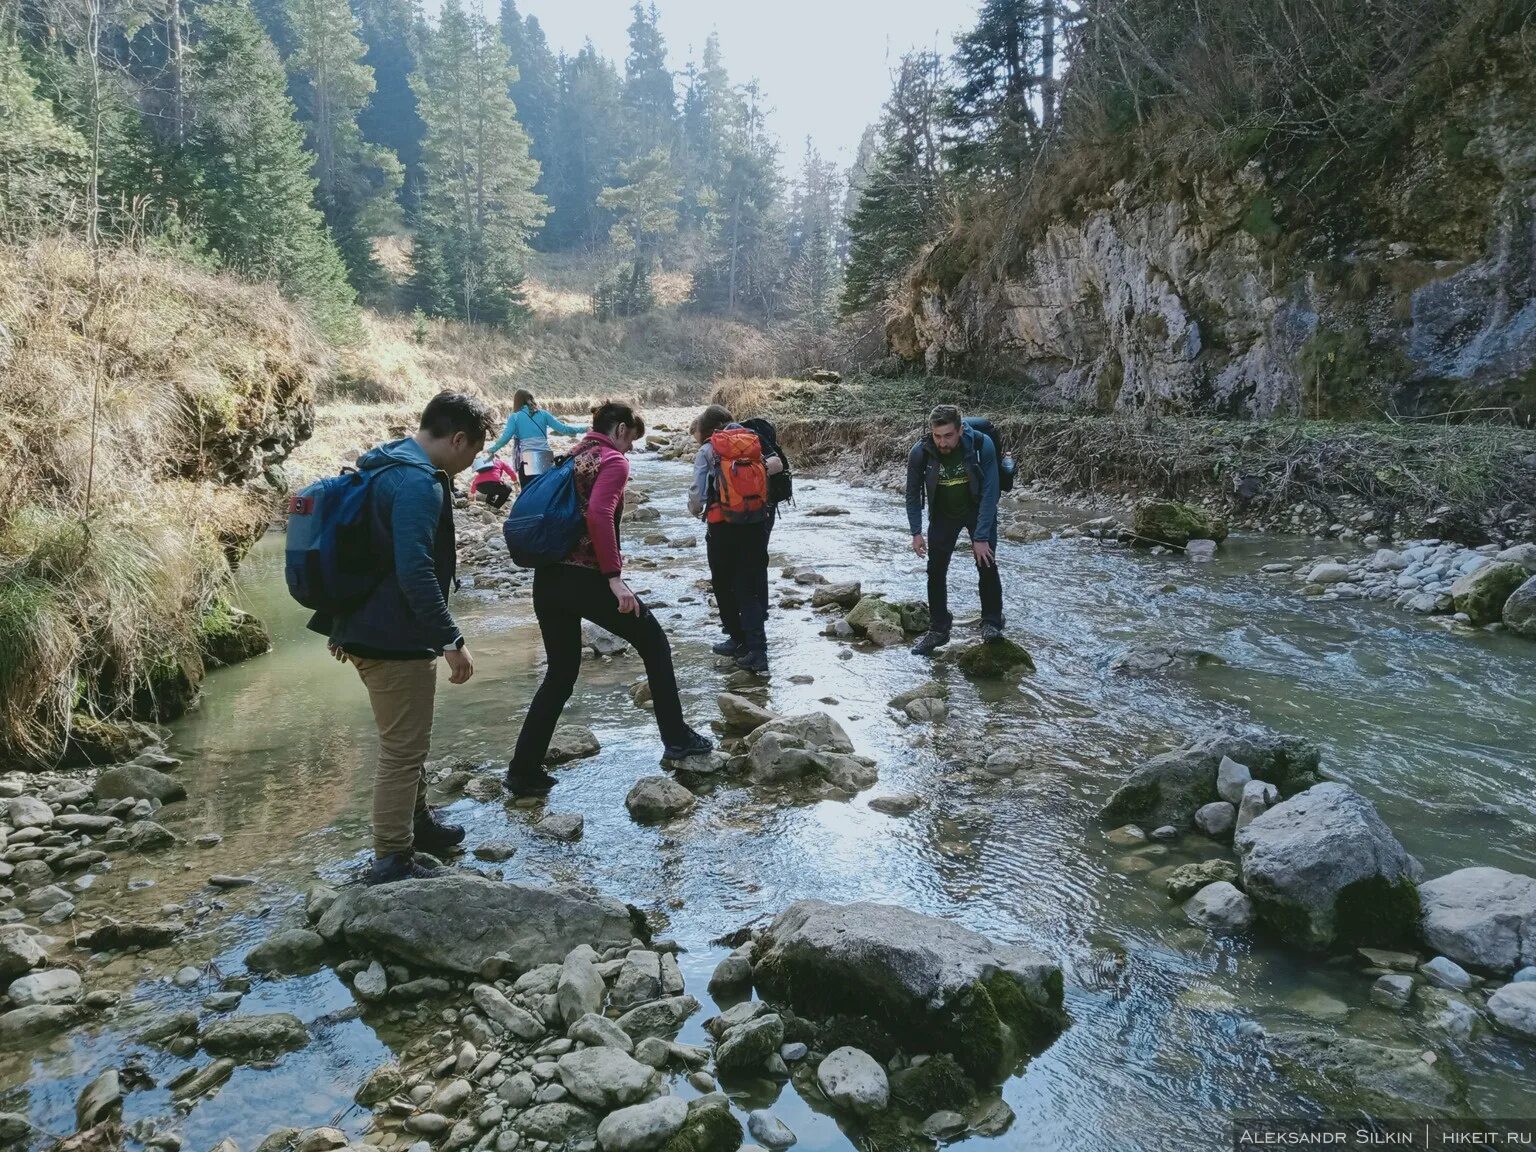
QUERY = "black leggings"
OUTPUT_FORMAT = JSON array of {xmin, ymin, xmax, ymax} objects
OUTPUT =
[
  {"xmin": 478, "ymin": 482, "xmax": 512, "ymax": 509},
  {"xmin": 510, "ymin": 565, "xmax": 691, "ymax": 772},
  {"xmin": 706, "ymin": 521, "xmax": 769, "ymax": 653}
]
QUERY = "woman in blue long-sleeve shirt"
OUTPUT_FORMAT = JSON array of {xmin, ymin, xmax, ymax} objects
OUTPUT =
[{"xmin": 488, "ymin": 388, "xmax": 587, "ymax": 486}]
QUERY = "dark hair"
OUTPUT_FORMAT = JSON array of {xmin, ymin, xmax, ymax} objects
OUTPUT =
[
  {"xmin": 591, "ymin": 399, "xmax": 640, "ymax": 437},
  {"xmin": 696, "ymin": 404, "xmax": 734, "ymax": 440},
  {"xmin": 929, "ymin": 404, "xmax": 963, "ymax": 431},
  {"xmin": 513, "ymin": 388, "xmax": 535, "ymax": 411},
  {"xmin": 420, "ymin": 391, "xmax": 496, "ymax": 442}
]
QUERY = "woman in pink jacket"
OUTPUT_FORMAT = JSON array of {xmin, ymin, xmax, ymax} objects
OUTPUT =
[{"xmin": 505, "ymin": 400, "xmax": 712, "ymax": 795}]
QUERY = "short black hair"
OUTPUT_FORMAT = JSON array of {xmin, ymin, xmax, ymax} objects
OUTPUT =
[
  {"xmin": 696, "ymin": 404, "xmax": 734, "ymax": 440},
  {"xmin": 420, "ymin": 391, "xmax": 496, "ymax": 442},
  {"xmin": 929, "ymin": 404, "xmax": 963, "ymax": 430},
  {"xmin": 591, "ymin": 399, "xmax": 640, "ymax": 436}
]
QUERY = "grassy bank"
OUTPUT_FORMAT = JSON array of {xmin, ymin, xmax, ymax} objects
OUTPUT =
[{"xmin": 713, "ymin": 375, "xmax": 1536, "ymax": 538}]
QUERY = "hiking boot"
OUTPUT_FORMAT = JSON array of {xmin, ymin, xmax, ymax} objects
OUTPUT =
[
  {"xmin": 980, "ymin": 622, "xmax": 1004, "ymax": 642},
  {"xmin": 661, "ymin": 729, "xmax": 714, "ymax": 762},
  {"xmin": 366, "ymin": 851, "xmax": 445, "ymax": 886},
  {"xmin": 711, "ymin": 638, "xmax": 745, "ymax": 657},
  {"xmin": 735, "ymin": 649, "xmax": 769, "ymax": 675},
  {"xmin": 910, "ymin": 630, "xmax": 951, "ymax": 657},
  {"xmin": 504, "ymin": 766, "xmax": 558, "ymax": 797},
  {"xmin": 412, "ymin": 806, "xmax": 465, "ymax": 854}
]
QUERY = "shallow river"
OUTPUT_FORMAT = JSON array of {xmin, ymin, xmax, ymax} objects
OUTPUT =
[{"xmin": 5, "ymin": 456, "xmax": 1535, "ymax": 1151}]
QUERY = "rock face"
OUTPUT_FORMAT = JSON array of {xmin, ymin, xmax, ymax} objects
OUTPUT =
[
  {"xmin": 1418, "ymin": 867, "xmax": 1536, "ymax": 973},
  {"xmin": 1101, "ymin": 726, "xmax": 1321, "ymax": 831},
  {"xmin": 317, "ymin": 876, "xmax": 639, "ymax": 975},
  {"xmin": 1267, "ymin": 1032, "xmax": 1466, "ymax": 1117},
  {"xmin": 1451, "ymin": 561, "xmax": 1528, "ymax": 625},
  {"xmin": 751, "ymin": 900, "xmax": 1066, "ymax": 1081},
  {"xmin": 1235, "ymin": 783, "xmax": 1421, "ymax": 949},
  {"xmin": 1131, "ymin": 501, "xmax": 1228, "ymax": 547}
]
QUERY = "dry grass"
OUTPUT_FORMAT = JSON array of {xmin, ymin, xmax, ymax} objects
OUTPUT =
[{"xmin": 0, "ymin": 239, "xmax": 328, "ymax": 764}]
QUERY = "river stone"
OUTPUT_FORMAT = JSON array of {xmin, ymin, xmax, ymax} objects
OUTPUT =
[
  {"xmin": 869, "ymin": 793, "xmax": 922, "ymax": 816},
  {"xmin": 472, "ymin": 983, "xmax": 544, "ymax": 1039},
  {"xmin": 614, "ymin": 995, "xmax": 700, "ymax": 1039},
  {"xmin": 354, "ymin": 1062, "xmax": 404, "ymax": 1107},
  {"xmin": 6, "ymin": 797, "xmax": 53, "ymax": 829},
  {"xmin": 0, "ymin": 1114, "xmax": 30, "ymax": 1142},
  {"xmin": 1131, "ymin": 500, "xmax": 1227, "ymax": 547},
  {"xmin": 125, "ymin": 820, "xmax": 177, "ymax": 851},
  {"xmin": 811, "ymin": 582, "xmax": 862, "ymax": 609},
  {"xmin": 1234, "ymin": 782, "xmax": 1420, "ymax": 950},
  {"xmin": 1503, "ymin": 575, "xmax": 1536, "ymax": 636},
  {"xmin": 1371, "ymin": 974, "xmax": 1415, "ymax": 1010},
  {"xmin": 718, "ymin": 694, "xmax": 778, "ymax": 734},
  {"xmin": 751, "ymin": 899, "xmax": 1065, "ymax": 1082},
  {"xmin": 748, "ymin": 1110, "xmax": 796, "ymax": 1148},
  {"xmin": 317, "ymin": 875, "xmax": 636, "ymax": 975},
  {"xmin": 716, "ymin": 1013, "xmax": 785, "ymax": 1073},
  {"xmin": 76, "ymin": 1068, "xmax": 121, "ymax": 1128},
  {"xmin": 93, "ymin": 764, "xmax": 186, "ymax": 805},
  {"xmin": 1451, "ymin": 561, "xmax": 1528, "ymax": 625},
  {"xmin": 816, "ymin": 1046, "xmax": 889, "ymax": 1115},
  {"xmin": 1487, "ymin": 982, "xmax": 1536, "ymax": 1041},
  {"xmin": 708, "ymin": 947, "xmax": 753, "ymax": 995},
  {"xmin": 558, "ymin": 947, "xmax": 605, "ymax": 1024},
  {"xmin": 1418, "ymin": 866, "xmax": 1536, "ymax": 974},
  {"xmin": 536, "ymin": 812, "xmax": 585, "ymax": 841},
  {"xmin": 7, "ymin": 967, "xmax": 82, "ymax": 1007},
  {"xmin": 1101, "ymin": 725, "xmax": 1321, "ymax": 831},
  {"xmin": 172, "ymin": 1058, "xmax": 236, "ymax": 1102},
  {"xmin": 570, "ymin": 1012, "xmax": 635, "ymax": 1052},
  {"xmin": 1236, "ymin": 779, "xmax": 1280, "ymax": 832},
  {"xmin": 1266, "ymin": 1031, "xmax": 1465, "ymax": 1116},
  {"xmin": 1216, "ymin": 757, "xmax": 1251, "ymax": 805},
  {"xmin": 1307, "ymin": 563, "xmax": 1353, "ymax": 585},
  {"xmin": 245, "ymin": 928, "xmax": 327, "ymax": 974},
  {"xmin": 1108, "ymin": 644, "xmax": 1225, "ymax": 676},
  {"xmin": 0, "ymin": 927, "xmax": 49, "ymax": 980},
  {"xmin": 81, "ymin": 920, "xmax": 183, "ymax": 951},
  {"xmin": 0, "ymin": 1003, "xmax": 86, "ymax": 1040},
  {"xmin": 953, "ymin": 638, "xmax": 1034, "ymax": 680},
  {"xmin": 595, "ymin": 1095, "xmax": 687, "ymax": 1152},
  {"xmin": 744, "ymin": 713, "xmax": 855, "ymax": 784},
  {"xmin": 904, "ymin": 697, "xmax": 947, "ymax": 723},
  {"xmin": 1183, "ymin": 883, "xmax": 1254, "ymax": 933},
  {"xmin": 613, "ymin": 951, "xmax": 663, "ymax": 1009},
  {"xmin": 1164, "ymin": 859, "xmax": 1241, "ymax": 901},
  {"xmin": 845, "ymin": 597, "xmax": 905, "ymax": 641},
  {"xmin": 625, "ymin": 778, "xmax": 695, "ymax": 824},
  {"xmin": 888, "ymin": 681, "xmax": 947, "ymax": 712},
  {"xmin": 545, "ymin": 726, "xmax": 600, "ymax": 766},
  {"xmin": 19, "ymin": 885, "xmax": 70, "ymax": 912},
  {"xmin": 1193, "ymin": 802, "xmax": 1236, "ymax": 840},
  {"xmin": 557, "ymin": 1047, "xmax": 656, "ymax": 1110},
  {"xmin": 201, "ymin": 1013, "xmax": 309, "ymax": 1059},
  {"xmin": 1420, "ymin": 956, "xmax": 1473, "ymax": 991}
]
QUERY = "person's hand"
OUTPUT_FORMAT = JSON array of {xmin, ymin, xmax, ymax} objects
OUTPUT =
[
  {"xmin": 911, "ymin": 534, "xmax": 927, "ymax": 558},
  {"xmin": 610, "ymin": 577, "xmax": 640, "ymax": 615},
  {"xmin": 327, "ymin": 642, "xmax": 348, "ymax": 663},
  {"xmin": 445, "ymin": 645, "xmax": 474, "ymax": 684},
  {"xmin": 973, "ymin": 541, "xmax": 995, "ymax": 568}
]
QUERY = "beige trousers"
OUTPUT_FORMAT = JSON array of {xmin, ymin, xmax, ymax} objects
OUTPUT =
[{"xmin": 351, "ymin": 656, "xmax": 437, "ymax": 856}]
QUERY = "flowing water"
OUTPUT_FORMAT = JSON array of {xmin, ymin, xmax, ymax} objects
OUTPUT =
[{"xmin": 5, "ymin": 456, "xmax": 1535, "ymax": 1151}]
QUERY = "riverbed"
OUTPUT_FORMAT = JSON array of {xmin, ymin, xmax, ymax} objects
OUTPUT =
[{"xmin": 5, "ymin": 455, "xmax": 1534, "ymax": 1151}]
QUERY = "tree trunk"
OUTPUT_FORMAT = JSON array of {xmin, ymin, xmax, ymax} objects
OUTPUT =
[{"xmin": 1041, "ymin": 1, "xmax": 1057, "ymax": 132}]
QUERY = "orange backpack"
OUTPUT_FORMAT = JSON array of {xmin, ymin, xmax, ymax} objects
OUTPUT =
[{"xmin": 707, "ymin": 427, "xmax": 769, "ymax": 524}]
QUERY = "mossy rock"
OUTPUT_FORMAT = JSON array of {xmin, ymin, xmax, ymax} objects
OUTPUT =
[
  {"xmin": 1131, "ymin": 500, "xmax": 1228, "ymax": 547},
  {"xmin": 1164, "ymin": 860, "xmax": 1241, "ymax": 902},
  {"xmin": 846, "ymin": 596, "xmax": 905, "ymax": 637},
  {"xmin": 889, "ymin": 1053, "xmax": 975, "ymax": 1114},
  {"xmin": 820, "ymin": 1014, "xmax": 901, "ymax": 1064},
  {"xmin": 1450, "ymin": 561, "xmax": 1528, "ymax": 626},
  {"xmin": 131, "ymin": 651, "xmax": 203, "ymax": 723},
  {"xmin": 938, "ymin": 970, "xmax": 1067, "ymax": 1082},
  {"xmin": 63, "ymin": 714, "xmax": 154, "ymax": 767},
  {"xmin": 199, "ymin": 601, "xmax": 272, "ymax": 668},
  {"xmin": 895, "ymin": 601, "xmax": 930, "ymax": 635},
  {"xmin": 854, "ymin": 1110, "xmax": 926, "ymax": 1152},
  {"xmin": 660, "ymin": 1102, "xmax": 741, "ymax": 1152},
  {"xmin": 953, "ymin": 638, "xmax": 1034, "ymax": 680}
]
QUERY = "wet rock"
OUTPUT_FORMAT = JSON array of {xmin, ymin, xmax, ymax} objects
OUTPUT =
[
  {"xmin": 1109, "ymin": 644, "xmax": 1224, "ymax": 676},
  {"xmin": 559, "ymin": 946, "xmax": 605, "ymax": 1024},
  {"xmin": 8, "ymin": 967, "xmax": 82, "ymax": 1007},
  {"xmin": 348, "ymin": 961, "xmax": 386, "ymax": 1002},
  {"xmin": 747, "ymin": 1109, "xmax": 795, "ymax": 1148},
  {"xmin": 1235, "ymin": 783, "xmax": 1420, "ymax": 950},
  {"xmin": 0, "ymin": 1114, "xmax": 32, "ymax": 1143},
  {"xmin": 816, "ymin": 1046, "xmax": 889, "ymax": 1115},
  {"xmin": 1216, "ymin": 757, "xmax": 1251, "ymax": 805},
  {"xmin": 583, "ymin": 623, "xmax": 630, "ymax": 658},
  {"xmin": 708, "ymin": 946, "xmax": 753, "ymax": 995},
  {"xmin": 1503, "ymin": 576, "xmax": 1536, "ymax": 636},
  {"xmin": 811, "ymin": 582, "xmax": 862, "ymax": 609},
  {"xmin": 1420, "ymin": 956, "xmax": 1473, "ymax": 991},
  {"xmin": 1183, "ymin": 883, "xmax": 1254, "ymax": 933},
  {"xmin": 1451, "ymin": 561, "xmax": 1528, "ymax": 625},
  {"xmin": 405, "ymin": 1113, "xmax": 451, "ymax": 1137},
  {"xmin": 200, "ymin": 1013, "xmax": 309, "ymax": 1059},
  {"xmin": 1163, "ymin": 860, "xmax": 1240, "ymax": 901},
  {"xmin": 137, "ymin": 1011, "xmax": 198, "ymax": 1045},
  {"xmin": 952, "ymin": 638, "xmax": 1034, "ymax": 680},
  {"xmin": 81, "ymin": 920, "xmax": 183, "ymax": 951},
  {"xmin": 614, "ymin": 951, "xmax": 663, "ymax": 1008},
  {"xmin": 1487, "ymin": 982, "xmax": 1536, "ymax": 1041},
  {"xmin": 1307, "ymin": 563, "xmax": 1352, "ymax": 585},
  {"xmin": 626, "ymin": 778, "xmax": 695, "ymax": 824},
  {"xmin": 868, "ymin": 793, "xmax": 922, "ymax": 816},
  {"xmin": 0, "ymin": 1003, "xmax": 87, "ymax": 1040},
  {"xmin": 744, "ymin": 713, "xmax": 856, "ymax": 786},
  {"xmin": 615, "ymin": 995, "xmax": 700, "ymax": 1040},
  {"xmin": 545, "ymin": 726, "xmax": 601, "ymax": 766},
  {"xmin": 472, "ymin": 841, "xmax": 518, "ymax": 862},
  {"xmin": 844, "ymin": 597, "xmax": 905, "ymax": 645},
  {"xmin": 76, "ymin": 1068, "xmax": 121, "ymax": 1128},
  {"xmin": 716, "ymin": 1013, "xmax": 785, "ymax": 1073},
  {"xmin": 1101, "ymin": 725, "xmax": 1321, "ymax": 831},
  {"xmin": 1418, "ymin": 866, "xmax": 1536, "ymax": 974},
  {"xmin": 124, "ymin": 821, "xmax": 177, "ymax": 852},
  {"xmin": 1267, "ymin": 1031, "xmax": 1465, "ymax": 1117},
  {"xmin": 535, "ymin": 812, "xmax": 585, "ymax": 841},
  {"xmin": 516, "ymin": 1102, "xmax": 600, "ymax": 1145},
  {"xmin": 751, "ymin": 899, "xmax": 1065, "ymax": 1081},
  {"xmin": 355, "ymin": 1062, "xmax": 403, "ymax": 1106},
  {"xmin": 171, "ymin": 1058, "xmax": 235, "ymax": 1102},
  {"xmin": 318, "ymin": 875, "xmax": 636, "ymax": 976},
  {"xmin": 93, "ymin": 765, "xmax": 186, "ymax": 805},
  {"xmin": 1193, "ymin": 801, "xmax": 1236, "ymax": 840},
  {"xmin": 244, "ymin": 928, "xmax": 327, "ymax": 974},
  {"xmin": 1371, "ymin": 975, "xmax": 1415, "ymax": 1010},
  {"xmin": 597, "ymin": 1095, "xmax": 688, "ymax": 1152},
  {"xmin": 1236, "ymin": 779, "xmax": 1280, "ymax": 832}
]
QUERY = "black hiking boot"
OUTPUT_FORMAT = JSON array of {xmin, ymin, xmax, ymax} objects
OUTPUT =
[
  {"xmin": 735, "ymin": 649, "xmax": 769, "ymax": 675},
  {"xmin": 712, "ymin": 637, "xmax": 746, "ymax": 657},
  {"xmin": 980, "ymin": 622, "xmax": 1005, "ymax": 642},
  {"xmin": 661, "ymin": 729, "xmax": 714, "ymax": 763},
  {"xmin": 910, "ymin": 630, "xmax": 950, "ymax": 657},
  {"xmin": 504, "ymin": 765, "xmax": 558, "ymax": 797},
  {"xmin": 412, "ymin": 806, "xmax": 465, "ymax": 854},
  {"xmin": 365, "ymin": 851, "xmax": 446, "ymax": 886}
]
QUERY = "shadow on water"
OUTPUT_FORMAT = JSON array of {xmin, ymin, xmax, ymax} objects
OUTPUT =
[{"xmin": 5, "ymin": 458, "xmax": 1534, "ymax": 1150}]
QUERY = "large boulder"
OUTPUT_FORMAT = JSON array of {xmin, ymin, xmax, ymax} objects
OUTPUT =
[
  {"xmin": 1131, "ymin": 500, "xmax": 1228, "ymax": 547},
  {"xmin": 317, "ymin": 876, "xmax": 639, "ymax": 976},
  {"xmin": 1418, "ymin": 867, "xmax": 1536, "ymax": 974},
  {"xmin": 750, "ymin": 900, "xmax": 1066, "ymax": 1082},
  {"xmin": 743, "ymin": 713, "xmax": 874, "ymax": 791},
  {"xmin": 1101, "ymin": 726, "xmax": 1321, "ymax": 831},
  {"xmin": 92, "ymin": 763, "xmax": 186, "ymax": 805},
  {"xmin": 200, "ymin": 1013, "xmax": 309, "ymax": 1060},
  {"xmin": 1503, "ymin": 575, "xmax": 1536, "ymax": 637},
  {"xmin": 845, "ymin": 597, "xmax": 906, "ymax": 646},
  {"xmin": 1267, "ymin": 1032, "xmax": 1466, "ymax": 1117},
  {"xmin": 1234, "ymin": 783, "xmax": 1420, "ymax": 950},
  {"xmin": 1451, "ymin": 561, "xmax": 1528, "ymax": 625}
]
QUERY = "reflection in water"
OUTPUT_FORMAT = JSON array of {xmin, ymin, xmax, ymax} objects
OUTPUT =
[{"xmin": 4, "ymin": 458, "xmax": 1534, "ymax": 1150}]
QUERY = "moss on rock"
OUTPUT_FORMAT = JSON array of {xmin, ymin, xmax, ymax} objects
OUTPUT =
[
  {"xmin": 846, "ymin": 596, "xmax": 906, "ymax": 637},
  {"xmin": 889, "ymin": 1053, "xmax": 975, "ymax": 1113},
  {"xmin": 198, "ymin": 601, "xmax": 272, "ymax": 668},
  {"xmin": 954, "ymin": 638, "xmax": 1035, "ymax": 680},
  {"xmin": 1451, "ymin": 560, "xmax": 1528, "ymax": 625},
  {"xmin": 1131, "ymin": 500, "xmax": 1228, "ymax": 547},
  {"xmin": 660, "ymin": 1102, "xmax": 742, "ymax": 1152}
]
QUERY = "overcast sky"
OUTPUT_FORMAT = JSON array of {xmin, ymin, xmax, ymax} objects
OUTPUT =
[{"xmin": 444, "ymin": 0, "xmax": 972, "ymax": 168}]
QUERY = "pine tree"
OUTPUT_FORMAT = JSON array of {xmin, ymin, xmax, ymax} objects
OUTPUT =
[
  {"xmin": 541, "ymin": 40, "xmax": 623, "ymax": 251},
  {"xmin": 285, "ymin": 0, "xmax": 403, "ymax": 299},
  {"xmin": 946, "ymin": 0, "xmax": 1065, "ymax": 176},
  {"xmin": 594, "ymin": 146, "xmax": 679, "ymax": 317},
  {"xmin": 678, "ymin": 30, "xmax": 737, "ymax": 234},
  {"xmin": 621, "ymin": 2, "xmax": 674, "ymax": 161},
  {"xmin": 500, "ymin": 2, "xmax": 557, "ymax": 184},
  {"xmin": 410, "ymin": 0, "xmax": 545, "ymax": 326},
  {"xmin": 0, "ymin": 36, "xmax": 88, "ymax": 236},
  {"xmin": 354, "ymin": 0, "xmax": 425, "ymax": 212},
  {"xmin": 783, "ymin": 140, "xmax": 842, "ymax": 333},
  {"xmin": 181, "ymin": 0, "xmax": 359, "ymax": 340}
]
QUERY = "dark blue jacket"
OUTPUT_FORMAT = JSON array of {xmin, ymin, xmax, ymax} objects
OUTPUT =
[
  {"xmin": 310, "ymin": 437, "xmax": 460, "ymax": 655},
  {"xmin": 905, "ymin": 426, "xmax": 1000, "ymax": 543}
]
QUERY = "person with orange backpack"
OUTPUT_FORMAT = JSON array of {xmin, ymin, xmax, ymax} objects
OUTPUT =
[{"xmin": 688, "ymin": 404, "xmax": 784, "ymax": 674}]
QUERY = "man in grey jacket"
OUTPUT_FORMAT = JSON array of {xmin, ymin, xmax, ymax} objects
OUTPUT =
[{"xmin": 312, "ymin": 391, "xmax": 495, "ymax": 884}]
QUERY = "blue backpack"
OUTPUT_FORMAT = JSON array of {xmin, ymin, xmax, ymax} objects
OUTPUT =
[
  {"xmin": 503, "ymin": 447, "xmax": 593, "ymax": 568},
  {"xmin": 285, "ymin": 461, "xmax": 428, "ymax": 613}
]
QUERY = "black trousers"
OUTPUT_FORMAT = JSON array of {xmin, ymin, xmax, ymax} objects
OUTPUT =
[
  {"xmin": 478, "ymin": 481, "xmax": 512, "ymax": 509},
  {"xmin": 706, "ymin": 520, "xmax": 769, "ymax": 654},
  {"xmin": 510, "ymin": 566, "xmax": 690, "ymax": 772},
  {"xmin": 928, "ymin": 513, "xmax": 1004, "ymax": 634}
]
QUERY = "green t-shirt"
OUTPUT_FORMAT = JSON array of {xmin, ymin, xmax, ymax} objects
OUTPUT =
[{"xmin": 931, "ymin": 447, "xmax": 975, "ymax": 521}]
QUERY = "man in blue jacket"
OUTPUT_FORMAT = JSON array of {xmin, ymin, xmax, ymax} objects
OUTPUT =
[
  {"xmin": 905, "ymin": 404, "xmax": 1004, "ymax": 656},
  {"xmin": 313, "ymin": 391, "xmax": 495, "ymax": 884}
]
